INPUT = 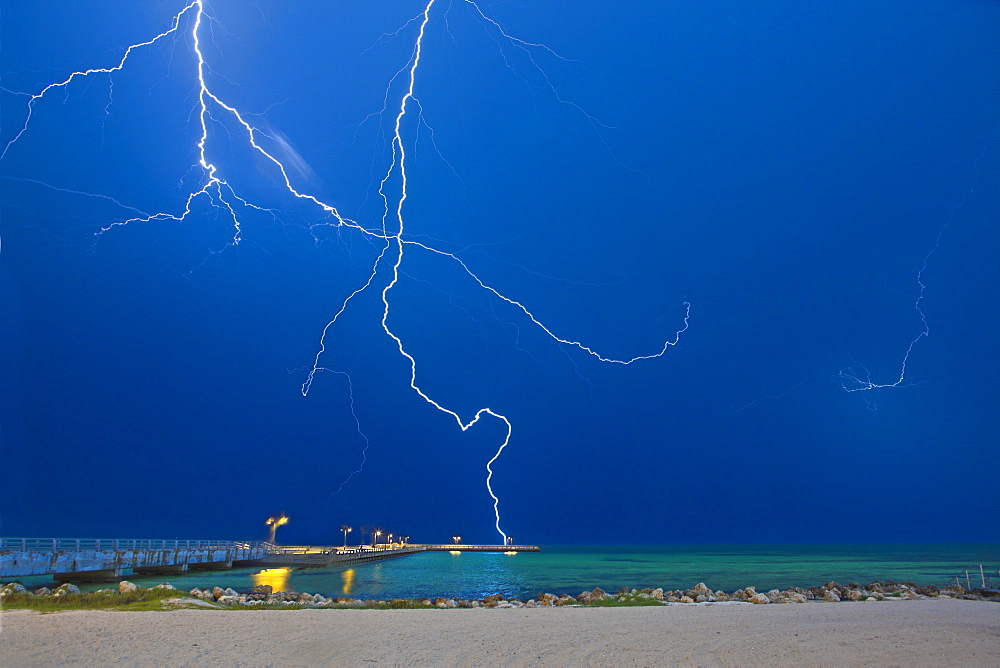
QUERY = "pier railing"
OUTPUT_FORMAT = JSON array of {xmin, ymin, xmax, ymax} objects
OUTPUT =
[
  {"xmin": 949, "ymin": 564, "xmax": 1000, "ymax": 590},
  {"xmin": 0, "ymin": 538, "xmax": 265, "ymax": 552},
  {"xmin": 264, "ymin": 543, "xmax": 412, "ymax": 556},
  {"xmin": 418, "ymin": 544, "xmax": 539, "ymax": 552}
]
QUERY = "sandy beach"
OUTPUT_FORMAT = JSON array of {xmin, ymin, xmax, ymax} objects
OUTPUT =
[{"xmin": 1, "ymin": 599, "xmax": 996, "ymax": 666}]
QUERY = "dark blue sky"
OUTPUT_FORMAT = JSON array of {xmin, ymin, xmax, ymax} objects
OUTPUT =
[{"xmin": 2, "ymin": 1, "xmax": 997, "ymax": 546}]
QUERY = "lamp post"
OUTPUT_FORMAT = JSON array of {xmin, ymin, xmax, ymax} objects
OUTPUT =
[
  {"xmin": 340, "ymin": 525, "xmax": 352, "ymax": 548},
  {"xmin": 265, "ymin": 515, "xmax": 289, "ymax": 544},
  {"xmin": 374, "ymin": 530, "xmax": 382, "ymax": 547},
  {"xmin": 452, "ymin": 535, "xmax": 461, "ymax": 545}
]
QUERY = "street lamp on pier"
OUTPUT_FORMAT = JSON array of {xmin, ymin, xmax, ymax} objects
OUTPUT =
[
  {"xmin": 452, "ymin": 535, "xmax": 462, "ymax": 545},
  {"xmin": 340, "ymin": 525, "xmax": 352, "ymax": 548},
  {"xmin": 374, "ymin": 530, "xmax": 382, "ymax": 547},
  {"xmin": 265, "ymin": 515, "xmax": 289, "ymax": 544}
]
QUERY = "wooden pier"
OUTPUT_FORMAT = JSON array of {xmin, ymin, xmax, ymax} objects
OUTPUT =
[
  {"xmin": 0, "ymin": 538, "xmax": 540, "ymax": 580},
  {"xmin": 419, "ymin": 544, "xmax": 540, "ymax": 553},
  {"xmin": 0, "ymin": 538, "xmax": 266, "ymax": 581},
  {"xmin": 261, "ymin": 543, "xmax": 540, "ymax": 568},
  {"xmin": 0, "ymin": 539, "xmax": 407, "ymax": 578}
]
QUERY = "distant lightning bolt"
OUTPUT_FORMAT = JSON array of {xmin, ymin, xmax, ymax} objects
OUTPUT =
[
  {"xmin": 3, "ymin": 0, "xmax": 690, "ymax": 542},
  {"xmin": 838, "ymin": 138, "xmax": 995, "ymax": 409}
]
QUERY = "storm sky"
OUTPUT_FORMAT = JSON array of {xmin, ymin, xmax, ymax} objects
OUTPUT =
[{"xmin": 2, "ymin": 0, "xmax": 997, "ymax": 545}]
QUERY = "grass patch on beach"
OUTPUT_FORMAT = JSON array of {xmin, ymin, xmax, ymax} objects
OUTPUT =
[
  {"xmin": 1, "ymin": 589, "xmax": 194, "ymax": 613},
  {"xmin": 584, "ymin": 597, "xmax": 665, "ymax": 608},
  {"xmin": 368, "ymin": 599, "xmax": 437, "ymax": 609}
]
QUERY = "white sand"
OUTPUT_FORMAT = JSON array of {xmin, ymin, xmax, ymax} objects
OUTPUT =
[{"xmin": 2, "ymin": 599, "xmax": 997, "ymax": 666}]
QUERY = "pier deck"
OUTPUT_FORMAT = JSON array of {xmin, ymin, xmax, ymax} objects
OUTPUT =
[
  {"xmin": 0, "ymin": 538, "xmax": 539, "ymax": 580},
  {"xmin": 0, "ymin": 538, "xmax": 266, "ymax": 580},
  {"xmin": 262, "ymin": 544, "xmax": 540, "ymax": 568}
]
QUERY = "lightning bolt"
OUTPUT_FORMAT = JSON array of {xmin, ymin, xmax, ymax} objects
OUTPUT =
[
  {"xmin": 838, "ymin": 138, "xmax": 996, "ymax": 410},
  {"xmin": 3, "ymin": 0, "xmax": 689, "ymax": 542}
]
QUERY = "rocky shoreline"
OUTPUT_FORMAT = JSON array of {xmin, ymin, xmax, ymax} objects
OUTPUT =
[{"xmin": 2, "ymin": 578, "xmax": 994, "ymax": 609}]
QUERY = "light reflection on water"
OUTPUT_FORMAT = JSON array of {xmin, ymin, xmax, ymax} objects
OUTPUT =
[
  {"xmin": 14, "ymin": 544, "xmax": 1000, "ymax": 599},
  {"xmin": 251, "ymin": 568, "xmax": 291, "ymax": 592},
  {"xmin": 341, "ymin": 568, "xmax": 355, "ymax": 595}
]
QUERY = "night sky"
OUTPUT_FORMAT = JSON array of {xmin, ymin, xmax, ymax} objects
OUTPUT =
[{"xmin": 1, "ymin": 1, "xmax": 997, "ymax": 546}]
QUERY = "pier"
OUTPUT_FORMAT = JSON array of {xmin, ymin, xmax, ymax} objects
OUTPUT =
[
  {"xmin": 261, "ymin": 543, "xmax": 540, "ymax": 568},
  {"xmin": 0, "ymin": 538, "xmax": 540, "ymax": 581},
  {"xmin": 0, "ymin": 538, "xmax": 266, "ymax": 581}
]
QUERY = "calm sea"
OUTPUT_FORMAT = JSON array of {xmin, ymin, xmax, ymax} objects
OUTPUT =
[{"xmin": 18, "ymin": 544, "xmax": 999, "ymax": 600}]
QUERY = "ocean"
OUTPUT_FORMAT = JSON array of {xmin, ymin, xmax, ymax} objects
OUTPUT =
[{"xmin": 16, "ymin": 544, "xmax": 999, "ymax": 600}]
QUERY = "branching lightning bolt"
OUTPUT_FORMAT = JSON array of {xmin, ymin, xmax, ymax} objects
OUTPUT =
[
  {"xmin": 838, "ymin": 138, "xmax": 996, "ymax": 410},
  {"xmin": 3, "ymin": 0, "xmax": 690, "ymax": 542}
]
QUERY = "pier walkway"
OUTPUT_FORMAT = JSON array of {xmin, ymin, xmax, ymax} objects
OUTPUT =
[
  {"xmin": 0, "ymin": 538, "xmax": 266, "ymax": 581},
  {"xmin": 261, "ymin": 543, "xmax": 539, "ymax": 568},
  {"xmin": 0, "ymin": 538, "xmax": 540, "ymax": 581}
]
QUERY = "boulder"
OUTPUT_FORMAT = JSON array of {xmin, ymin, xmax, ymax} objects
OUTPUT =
[
  {"xmin": 34, "ymin": 587, "xmax": 52, "ymax": 596},
  {"xmin": 823, "ymin": 590, "xmax": 841, "ymax": 602},
  {"xmin": 750, "ymin": 593, "xmax": 770, "ymax": 605},
  {"xmin": 118, "ymin": 581, "xmax": 139, "ymax": 595},
  {"xmin": 298, "ymin": 593, "xmax": 316, "ymax": 603},
  {"xmin": 217, "ymin": 595, "xmax": 240, "ymax": 605},
  {"xmin": 943, "ymin": 584, "xmax": 965, "ymax": 595},
  {"xmin": 1, "ymin": 583, "xmax": 27, "ymax": 597},
  {"xmin": 224, "ymin": 587, "xmax": 238, "ymax": 597},
  {"xmin": 788, "ymin": 593, "xmax": 808, "ymax": 604},
  {"xmin": 483, "ymin": 594, "xmax": 504, "ymax": 606},
  {"xmin": 537, "ymin": 593, "xmax": 557, "ymax": 606},
  {"xmin": 53, "ymin": 583, "xmax": 80, "ymax": 596},
  {"xmin": 679, "ymin": 595, "xmax": 694, "ymax": 603},
  {"xmin": 847, "ymin": 589, "xmax": 864, "ymax": 601},
  {"xmin": 590, "ymin": 587, "xmax": 607, "ymax": 601},
  {"xmin": 651, "ymin": 588, "xmax": 664, "ymax": 601},
  {"xmin": 153, "ymin": 583, "xmax": 176, "ymax": 590},
  {"xmin": 252, "ymin": 584, "xmax": 273, "ymax": 594},
  {"xmin": 457, "ymin": 599, "xmax": 474, "ymax": 608},
  {"xmin": 865, "ymin": 582, "xmax": 885, "ymax": 593},
  {"xmin": 212, "ymin": 586, "xmax": 226, "ymax": 600},
  {"xmin": 555, "ymin": 595, "xmax": 574, "ymax": 606},
  {"xmin": 576, "ymin": 591, "xmax": 592, "ymax": 604},
  {"xmin": 731, "ymin": 588, "xmax": 753, "ymax": 601},
  {"xmin": 433, "ymin": 597, "xmax": 450, "ymax": 606},
  {"xmin": 691, "ymin": 582, "xmax": 712, "ymax": 594}
]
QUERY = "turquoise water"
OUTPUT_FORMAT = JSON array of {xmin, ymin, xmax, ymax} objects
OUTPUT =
[{"xmin": 16, "ymin": 544, "xmax": 999, "ymax": 600}]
